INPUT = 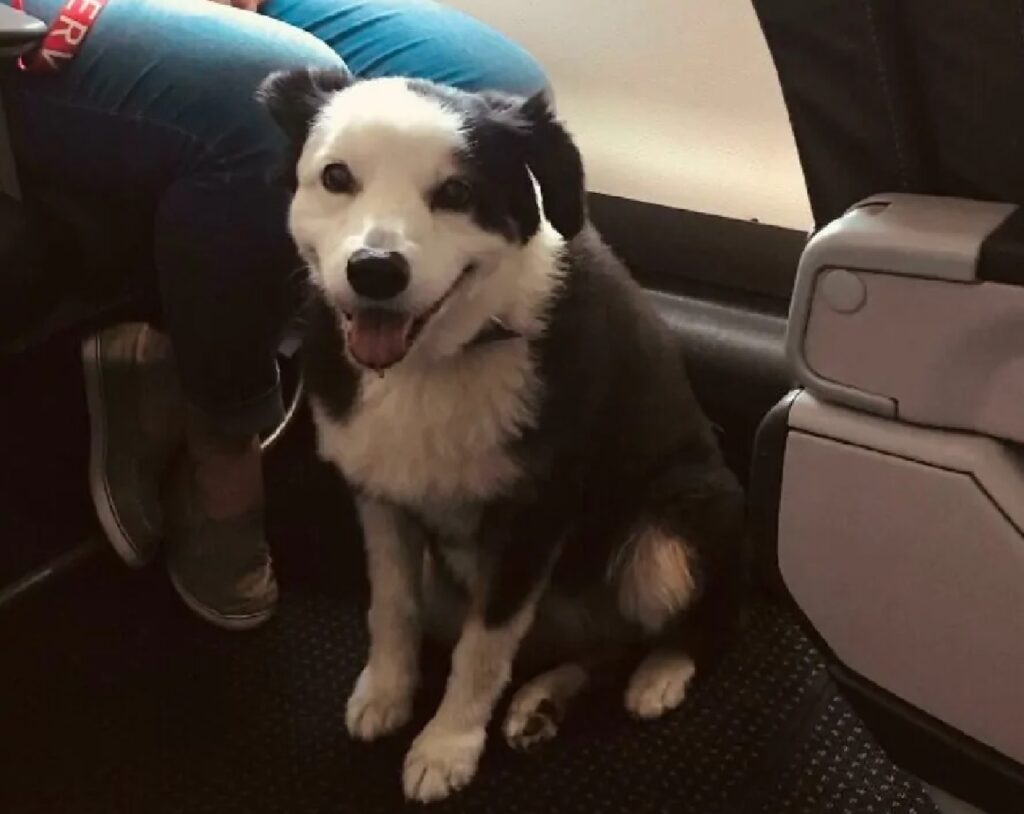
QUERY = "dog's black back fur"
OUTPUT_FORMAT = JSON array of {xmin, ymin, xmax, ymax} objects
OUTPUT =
[{"xmin": 473, "ymin": 227, "xmax": 743, "ymax": 635}]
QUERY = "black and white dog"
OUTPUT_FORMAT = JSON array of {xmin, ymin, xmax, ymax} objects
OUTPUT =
[{"xmin": 259, "ymin": 69, "xmax": 744, "ymax": 803}]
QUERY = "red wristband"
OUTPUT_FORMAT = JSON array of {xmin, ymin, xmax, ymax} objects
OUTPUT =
[{"xmin": 11, "ymin": 0, "xmax": 109, "ymax": 74}]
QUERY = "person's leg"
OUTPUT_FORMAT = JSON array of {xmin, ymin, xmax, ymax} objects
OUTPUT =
[
  {"xmin": 5, "ymin": 0, "xmax": 547, "ymax": 630},
  {"xmin": 6, "ymin": 0, "xmax": 345, "ymax": 627},
  {"xmin": 9, "ymin": 0, "xmax": 341, "ymax": 427},
  {"xmin": 261, "ymin": 0, "xmax": 548, "ymax": 96}
]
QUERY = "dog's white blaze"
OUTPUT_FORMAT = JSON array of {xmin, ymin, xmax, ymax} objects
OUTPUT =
[
  {"xmin": 300, "ymin": 78, "xmax": 465, "ymax": 188},
  {"xmin": 290, "ymin": 78, "xmax": 513, "ymax": 324},
  {"xmin": 320, "ymin": 77, "xmax": 461, "ymax": 137}
]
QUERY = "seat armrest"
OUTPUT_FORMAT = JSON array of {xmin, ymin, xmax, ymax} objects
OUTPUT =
[
  {"xmin": 785, "ymin": 193, "xmax": 1024, "ymax": 444},
  {"xmin": 0, "ymin": 5, "xmax": 47, "ymax": 57}
]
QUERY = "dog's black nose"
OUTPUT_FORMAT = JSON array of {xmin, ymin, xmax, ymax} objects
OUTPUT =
[{"xmin": 347, "ymin": 249, "xmax": 410, "ymax": 301}]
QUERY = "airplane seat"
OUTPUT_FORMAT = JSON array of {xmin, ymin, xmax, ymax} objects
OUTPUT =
[{"xmin": 750, "ymin": 3, "xmax": 1024, "ymax": 812}]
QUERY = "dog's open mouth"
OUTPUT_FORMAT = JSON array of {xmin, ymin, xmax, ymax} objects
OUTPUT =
[{"xmin": 343, "ymin": 263, "xmax": 476, "ymax": 371}]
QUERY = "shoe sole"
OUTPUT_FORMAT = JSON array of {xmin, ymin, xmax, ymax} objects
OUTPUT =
[
  {"xmin": 82, "ymin": 334, "xmax": 152, "ymax": 568},
  {"xmin": 168, "ymin": 569, "xmax": 276, "ymax": 632}
]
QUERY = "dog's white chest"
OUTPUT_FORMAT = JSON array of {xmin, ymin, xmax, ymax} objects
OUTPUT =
[{"xmin": 312, "ymin": 342, "xmax": 539, "ymax": 505}]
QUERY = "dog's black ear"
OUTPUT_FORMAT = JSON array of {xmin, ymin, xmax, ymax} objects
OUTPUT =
[
  {"xmin": 518, "ymin": 93, "xmax": 587, "ymax": 239},
  {"xmin": 257, "ymin": 67, "xmax": 353, "ymax": 145}
]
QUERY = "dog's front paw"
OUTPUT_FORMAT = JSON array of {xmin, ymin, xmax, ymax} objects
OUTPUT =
[
  {"xmin": 345, "ymin": 665, "xmax": 414, "ymax": 741},
  {"xmin": 402, "ymin": 724, "xmax": 485, "ymax": 803}
]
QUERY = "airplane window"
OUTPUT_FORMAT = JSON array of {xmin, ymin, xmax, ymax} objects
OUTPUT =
[{"xmin": 444, "ymin": 0, "xmax": 812, "ymax": 230}]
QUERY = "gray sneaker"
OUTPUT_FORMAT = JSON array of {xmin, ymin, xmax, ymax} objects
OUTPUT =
[
  {"xmin": 82, "ymin": 323, "xmax": 184, "ymax": 567},
  {"xmin": 165, "ymin": 458, "xmax": 279, "ymax": 631}
]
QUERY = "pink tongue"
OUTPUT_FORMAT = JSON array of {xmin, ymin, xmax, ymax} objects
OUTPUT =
[{"xmin": 347, "ymin": 309, "xmax": 414, "ymax": 369}]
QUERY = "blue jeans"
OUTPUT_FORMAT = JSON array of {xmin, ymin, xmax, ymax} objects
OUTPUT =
[{"xmin": 4, "ymin": 0, "xmax": 545, "ymax": 433}]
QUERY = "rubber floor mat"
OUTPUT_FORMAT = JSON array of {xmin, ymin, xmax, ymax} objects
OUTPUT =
[
  {"xmin": 0, "ymin": 559, "xmax": 937, "ymax": 814},
  {"xmin": 762, "ymin": 689, "xmax": 940, "ymax": 813}
]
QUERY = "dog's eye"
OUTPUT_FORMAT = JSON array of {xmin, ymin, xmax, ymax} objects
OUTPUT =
[
  {"xmin": 432, "ymin": 177, "xmax": 473, "ymax": 211},
  {"xmin": 321, "ymin": 162, "xmax": 356, "ymax": 194}
]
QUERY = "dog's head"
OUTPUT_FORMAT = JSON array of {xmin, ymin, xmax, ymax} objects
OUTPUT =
[{"xmin": 258, "ymin": 69, "xmax": 585, "ymax": 371}]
